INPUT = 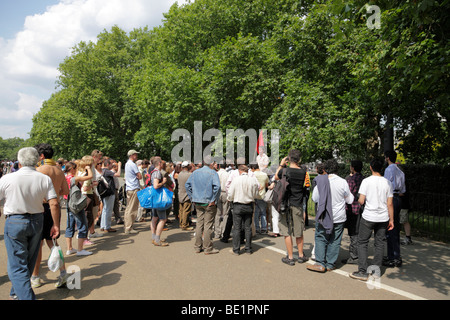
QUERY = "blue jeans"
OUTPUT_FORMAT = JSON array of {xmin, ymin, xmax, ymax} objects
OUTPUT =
[
  {"xmin": 101, "ymin": 194, "xmax": 115, "ymax": 230},
  {"xmin": 254, "ymin": 199, "xmax": 267, "ymax": 232},
  {"xmin": 314, "ymin": 221, "xmax": 345, "ymax": 269},
  {"xmin": 4, "ymin": 213, "xmax": 44, "ymax": 300},
  {"xmin": 65, "ymin": 209, "xmax": 88, "ymax": 239}
]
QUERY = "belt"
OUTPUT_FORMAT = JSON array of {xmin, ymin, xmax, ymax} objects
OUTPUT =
[{"xmin": 6, "ymin": 212, "xmax": 43, "ymax": 218}]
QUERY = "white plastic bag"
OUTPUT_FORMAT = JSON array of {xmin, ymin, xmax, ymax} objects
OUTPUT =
[{"xmin": 48, "ymin": 239, "xmax": 64, "ymax": 272}]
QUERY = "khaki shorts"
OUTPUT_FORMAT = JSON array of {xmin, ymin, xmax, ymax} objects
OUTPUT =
[
  {"xmin": 400, "ymin": 209, "xmax": 409, "ymax": 224},
  {"xmin": 278, "ymin": 205, "xmax": 304, "ymax": 237}
]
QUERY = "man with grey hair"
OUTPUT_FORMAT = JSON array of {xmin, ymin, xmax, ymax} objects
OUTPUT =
[{"xmin": 0, "ymin": 147, "xmax": 59, "ymax": 300}]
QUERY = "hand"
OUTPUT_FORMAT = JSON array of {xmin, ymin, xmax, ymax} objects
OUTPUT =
[
  {"xmin": 387, "ymin": 220, "xmax": 394, "ymax": 231},
  {"xmin": 50, "ymin": 225, "xmax": 60, "ymax": 239}
]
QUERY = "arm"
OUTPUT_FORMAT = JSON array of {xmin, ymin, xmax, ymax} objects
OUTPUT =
[
  {"xmin": 387, "ymin": 197, "xmax": 394, "ymax": 231},
  {"xmin": 48, "ymin": 197, "xmax": 61, "ymax": 239},
  {"xmin": 275, "ymin": 157, "xmax": 288, "ymax": 181},
  {"xmin": 75, "ymin": 166, "xmax": 93, "ymax": 183},
  {"xmin": 358, "ymin": 194, "xmax": 366, "ymax": 206},
  {"xmin": 114, "ymin": 161, "xmax": 122, "ymax": 177}
]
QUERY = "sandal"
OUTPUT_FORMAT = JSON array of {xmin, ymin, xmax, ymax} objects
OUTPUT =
[{"xmin": 153, "ymin": 240, "xmax": 169, "ymax": 247}]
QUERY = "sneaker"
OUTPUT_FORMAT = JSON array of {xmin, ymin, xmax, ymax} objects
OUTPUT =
[
  {"xmin": 31, "ymin": 277, "xmax": 44, "ymax": 288},
  {"xmin": 83, "ymin": 239, "xmax": 94, "ymax": 246},
  {"xmin": 281, "ymin": 256, "xmax": 295, "ymax": 266},
  {"xmin": 125, "ymin": 229, "xmax": 139, "ymax": 235},
  {"xmin": 401, "ymin": 237, "xmax": 413, "ymax": 245},
  {"xmin": 66, "ymin": 248, "xmax": 77, "ymax": 255},
  {"xmin": 76, "ymin": 249, "xmax": 93, "ymax": 256},
  {"xmin": 55, "ymin": 273, "xmax": 70, "ymax": 288},
  {"xmin": 297, "ymin": 255, "xmax": 309, "ymax": 264},
  {"xmin": 89, "ymin": 231, "xmax": 103, "ymax": 238},
  {"xmin": 349, "ymin": 271, "xmax": 369, "ymax": 281}
]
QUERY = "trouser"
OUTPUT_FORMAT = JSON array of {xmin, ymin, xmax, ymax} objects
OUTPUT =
[
  {"xmin": 4, "ymin": 213, "xmax": 43, "ymax": 300},
  {"xmin": 232, "ymin": 203, "xmax": 254, "ymax": 253},
  {"xmin": 254, "ymin": 199, "xmax": 267, "ymax": 232},
  {"xmin": 101, "ymin": 194, "xmax": 115, "ymax": 230},
  {"xmin": 345, "ymin": 210, "xmax": 361, "ymax": 260},
  {"xmin": 386, "ymin": 196, "xmax": 401, "ymax": 260},
  {"xmin": 215, "ymin": 192, "xmax": 229, "ymax": 238},
  {"xmin": 179, "ymin": 201, "xmax": 192, "ymax": 229},
  {"xmin": 113, "ymin": 189, "xmax": 121, "ymax": 221},
  {"xmin": 314, "ymin": 221, "xmax": 345, "ymax": 269},
  {"xmin": 124, "ymin": 189, "xmax": 139, "ymax": 232},
  {"xmin": 221, "ymin": 203, "xmax": 245, "ymax": 241},
  {"xmin": 357, "ymin": 217, "xmax": 388, "ymax": 273},
  {"xmin": 194, "ymin": 204, "xmax": 217, "ymax": 252}
]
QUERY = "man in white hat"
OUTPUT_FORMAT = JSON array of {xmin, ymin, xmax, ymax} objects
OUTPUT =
[{"xmin": 124, "ymin": 150, "xmax": 141, "ymax": 234}]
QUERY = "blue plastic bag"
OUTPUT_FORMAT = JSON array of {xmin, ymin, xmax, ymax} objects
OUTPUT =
[{"xmin": 137, "ymin": 186, "xmax": 173, "ymax": 210}]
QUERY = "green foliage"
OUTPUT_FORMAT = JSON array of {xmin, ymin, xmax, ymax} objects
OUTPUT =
[{"xmin": 28, "ymin": 0, "xmax": 449, "ymax": 164}]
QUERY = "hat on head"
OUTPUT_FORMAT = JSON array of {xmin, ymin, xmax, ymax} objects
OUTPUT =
[
  {"xmin": 127, "ymin": 150, "xmax": 140, "ymax": 157},
  {"xmin": 182, "ymin": 161, "xmax": 189, "ymax": 167}
]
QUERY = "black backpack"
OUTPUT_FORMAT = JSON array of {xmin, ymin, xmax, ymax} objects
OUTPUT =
[
  {"xmin": 97, "ymin": 174, "xmax": 115, "ymax": 199},
  {"xmin": 272, "ymin": 169, "xmax": 289, "ymax": 214}
]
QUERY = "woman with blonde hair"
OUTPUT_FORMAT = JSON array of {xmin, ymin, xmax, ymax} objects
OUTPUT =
[{"xmin": 78, "ymin": 156, "xmax": 96, "ymax": 245}]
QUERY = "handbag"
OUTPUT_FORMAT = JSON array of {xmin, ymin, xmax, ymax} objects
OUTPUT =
[
  {"xmin": 137, "ymin": 186, "xmax": 173, "ymax": 210},
  {"xmin": 68, "ymin": 177, "xmax": 87, "ymax": 214},
  {"xmin": 264, "ymin": 189, "xmax": 273, "ymax": 203}
]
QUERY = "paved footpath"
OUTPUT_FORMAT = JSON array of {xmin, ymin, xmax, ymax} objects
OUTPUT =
[{"xmin": 0, "ymin": 207, "xmax": 449, "ymax": 302}]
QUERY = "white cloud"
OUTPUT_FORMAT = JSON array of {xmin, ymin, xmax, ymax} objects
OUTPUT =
[{"xmin": 0, "ymin": 0, "xmax": 189, "ymax": 139}]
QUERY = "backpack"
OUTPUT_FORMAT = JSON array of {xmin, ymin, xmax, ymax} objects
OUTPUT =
[
  {"xmin": 97, "ymin": 174, "xmax": 115, "ymax": 199},
  {"xmin": 272, "ymin": 169, "xmax": 289, "ymax": 214},
  {"xmin": 68, "ymin": 177, "xmax": 87, "ymax": 214}
]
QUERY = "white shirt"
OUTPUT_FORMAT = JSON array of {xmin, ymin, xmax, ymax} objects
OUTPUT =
[
  {"xmin": 312, "ymin": 174, "xmax": 354, "ymax": 224},
  {"xmin": 0, "ymin": 166, "xmax": 57, "ymax": 215},
  {"xmin": 358, "ymin": 175, "xmax": 393, "ymax": 222},
  {"xmin": 217, "ymin": 168, "xmax": 230, "ymax": 192},
  {"xmin": 227, "ymin": 173, "xmax": 259, "ymax": 204}
]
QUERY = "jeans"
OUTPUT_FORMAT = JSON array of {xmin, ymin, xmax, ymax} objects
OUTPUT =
[
  {"xmin": 357, "ymin": 217, "xmax": 388, "ymax": 273},
  {"xmin": 4, "ymin": 213, "xmax": 44, "ymax": 300},
  {"xmin": 254, "ymin": 199, "xmax": 267, "ymax": 232},
  {"xmin": 232, "ymin": 203, "xmax": 254, "ymax": 253},
  {"xmin": 386, "ymin": 196, "xmax": 401, "ymax": 260},
  {"xmin": 101, "ymin": 194, "xmax": 115, "ymax": 230},
  {"xmin": 314, "ymin": 221, "xmax": 345, "ymax": 269},
  {"xmin": 65, "ymin": 209, "xmax": 88, "ymax": 239}
]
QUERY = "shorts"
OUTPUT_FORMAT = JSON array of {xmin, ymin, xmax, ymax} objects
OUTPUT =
[
  {"xmin": 278, "ymin": 205, "xmax": 304, "ymax": 237},
  {"xmin": 42, "ymin": 203, "xmax": 60, "ymax": 240},
  {"xmin": 152, "ymin": 208, "xmax": 168, "ymax": 220},
  {"xmin": 400, "ymin": 209, "xmax": 409, "ymax": 224}
]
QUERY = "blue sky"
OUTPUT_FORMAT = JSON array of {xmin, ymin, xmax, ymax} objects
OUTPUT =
[
  {"xmin": 0, "ymin": 0, "xmax": 61, "ymax": 39},
  {"xmin": 0, "ymin": 0, "xmax": 188, "ymax": 140}
]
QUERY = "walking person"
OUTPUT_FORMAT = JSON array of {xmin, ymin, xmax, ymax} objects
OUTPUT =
[
  {"xmin": 124, "ymin": 150, "xmax": 142, "ymax": 234},
  {"xmin": 349, "ymin": 157, "xmax": 394, "ymax": 281},
  {"xmin": 227, "ymin": 165, "xmax": 259, "ymax": 255},
  {"xmin": 0, "ymin": 147, "xmax": 59, "ymax": 300},
  {"xmin": 185, "ymin": 157, "xmax": 221, "ymax": 254},
  {"xmin": 308, "ymin": 159, "xmax": 354, "ymax": 273}
]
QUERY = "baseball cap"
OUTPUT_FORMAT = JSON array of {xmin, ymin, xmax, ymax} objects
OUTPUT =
[
  {"xmin": 181, "ymin": 161, "xmax": 189, "ymax": 167},
  {"xmin": 127, "ymin": 150, "xmax": 140, "ymax": 157}
]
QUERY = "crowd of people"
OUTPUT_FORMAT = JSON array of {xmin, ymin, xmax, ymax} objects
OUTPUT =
[{"xmin": 0, "ymin": 142, "xmax": 411, "ymax": 300}]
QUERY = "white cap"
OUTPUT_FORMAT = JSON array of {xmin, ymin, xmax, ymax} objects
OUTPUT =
[
  {"xmin": 181, "ymin": 161, "xmax": 189, "ymax": 167},
  {"xmin": 127, "ymin": 150, "xmax": 139, "ymax": 157}
]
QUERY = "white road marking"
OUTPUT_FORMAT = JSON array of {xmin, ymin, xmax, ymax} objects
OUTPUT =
[{"xmin": 253, "ymin": 239, "xmax": 428, "ymax": 300}]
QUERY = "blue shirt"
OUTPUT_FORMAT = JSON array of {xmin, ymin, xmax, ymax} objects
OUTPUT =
[
  {"xmin": 384, "ymin": 164, "xmax": 406, "ymax": 193},
  {"xmin": 125, "ymin": 160, "xmax": 140, "ymax": 191}
]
